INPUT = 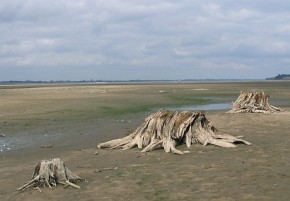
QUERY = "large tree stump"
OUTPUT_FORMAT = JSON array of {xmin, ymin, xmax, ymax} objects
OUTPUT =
[
  {"xmin": 227, "ymin": 91, "xmax": 282, "ymax": 114},
  {"xmin": 17, "ymin": 158, "xmax": 82, "ymax": 191},
  {"xmin": 98, "ymin": 110, "xmax": 251, "ymax": 154}
]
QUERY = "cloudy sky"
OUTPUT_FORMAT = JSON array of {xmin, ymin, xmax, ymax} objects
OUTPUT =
[{"xmin": 1, "ymin": 0, "xmax": 290, "ymax": 81}]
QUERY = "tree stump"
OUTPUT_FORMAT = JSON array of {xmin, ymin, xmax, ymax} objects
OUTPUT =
[
  {"xmin": 227, "ymin": 91, "xmax": 283, "ymax": 114},
  {"xmin": 98, "ymin": 110, "xmax": 251, "ymax": 154},
  {"xmin": 17, "ymin": 158, "xmax": 82, "ymax": 191}
]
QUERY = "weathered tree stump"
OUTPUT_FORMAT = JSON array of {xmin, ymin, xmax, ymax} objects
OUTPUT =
[
  {"xmin": 17, "ymin": 158, "xmax": 82, "ymax": 191},
  {"xmin": 98, "ymin": 110, "xmax": 251, "ymax": 154},
  {"xmin": 227, "ymin": 91, "xmax": 282, "ymax": 114}
]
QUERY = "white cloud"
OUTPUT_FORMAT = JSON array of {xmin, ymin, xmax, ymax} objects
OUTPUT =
[
  {"xmin": 1, "ymin": 52, "xmax": 108, "ymax": 67},
  {"xmin": 1, "ymin": 0, "xmax": 290, "ymax": 80}
]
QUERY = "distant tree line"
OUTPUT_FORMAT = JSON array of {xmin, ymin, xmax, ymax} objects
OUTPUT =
[
  {"xmin": 266, "ymin": 74, "xmax": 290, "ymax": 80},
  {"xmin": 274, "ymin": 74, "xmax": 290, "ymax": 80}
]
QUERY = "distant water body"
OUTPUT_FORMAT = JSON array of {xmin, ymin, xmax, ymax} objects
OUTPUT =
[{"xmin": 167, "ymin": 103, "xmax": 231, "ymax": 111}]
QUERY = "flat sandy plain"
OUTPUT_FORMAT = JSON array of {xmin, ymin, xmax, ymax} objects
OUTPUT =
[{"xmin": 0, "ymin": 81, "xmax": 290, "ymax": 201}]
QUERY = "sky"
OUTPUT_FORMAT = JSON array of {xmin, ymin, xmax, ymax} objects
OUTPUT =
[{"xmin": 1, "ymin": 0, "xmax": 290, "ymax": 81}]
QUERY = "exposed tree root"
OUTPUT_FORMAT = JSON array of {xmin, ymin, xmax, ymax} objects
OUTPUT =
[
  {"xmin": 17, "ymin": 158, "xmax": 82, "ymax": 191},
  {"xmin": 227, "ymin": 91, "xmax": 283, "ymax": 114},
  {"xmin": 98, "ymin": 110, "xmax": 251, "ymax": 154}
]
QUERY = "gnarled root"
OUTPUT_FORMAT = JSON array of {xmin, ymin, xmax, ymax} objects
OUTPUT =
[
  {"xmin": 227, "ymin": 91, "xmax": 283, "ymax": 114},
  {"xmin": 17, "ymin": 158, "xmax": 82, "ymax": 191},
  {"xmin": 98, "ymin": 110, "xmax": 251, "ymax": 154}
]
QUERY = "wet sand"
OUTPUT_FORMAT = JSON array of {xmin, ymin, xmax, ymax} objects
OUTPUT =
[{"xmin": 1, "ymin": 82, "xmax": 290, "ymax": 201}]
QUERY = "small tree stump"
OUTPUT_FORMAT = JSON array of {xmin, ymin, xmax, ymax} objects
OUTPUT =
[
  {"xmin": 17, "ymin": 158, "xmax": 82, "ymax": 191},
  {"xmin": 98, "ymin": 109, "xmax": 251, "ymax": 154},
  {"xmin": 227, "ymin": 91, "xmax": 283, "ymax": 114}
]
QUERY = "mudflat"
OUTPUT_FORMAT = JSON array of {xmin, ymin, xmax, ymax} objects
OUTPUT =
[{"xmin": 0, "ymin": 81, "xmax": 290, "ymax": 201}]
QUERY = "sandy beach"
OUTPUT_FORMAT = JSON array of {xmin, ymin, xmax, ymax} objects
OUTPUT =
[{"xmin": 1, "ymin": 81, "xmax": 290, "ymax": 201}]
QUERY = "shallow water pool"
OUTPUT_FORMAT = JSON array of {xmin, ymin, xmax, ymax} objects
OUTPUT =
[
  {"xmin": 167, "ymin": 103, "xmax": 231, "ymax": 111},
  {"xmin": 0, "ymin": 138, "xmax": 11, "ymax": 152}
]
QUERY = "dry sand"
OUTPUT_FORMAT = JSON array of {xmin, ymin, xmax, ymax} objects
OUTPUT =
[{"xmin": 0, "ymin": 82, "xmax": 290, "ymax": 201}]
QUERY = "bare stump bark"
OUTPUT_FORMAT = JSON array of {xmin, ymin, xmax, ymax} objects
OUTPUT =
[
  {"xmin": 98, "ymin": 110, "xmax": 251, "ymax": 154},
  {"xmin": 227, "ymin": 91, "xmax": 283, "ymax": 114},
  {"xmin": 17, "ymin": 158, "xmax": 82, "ymax": 191}
]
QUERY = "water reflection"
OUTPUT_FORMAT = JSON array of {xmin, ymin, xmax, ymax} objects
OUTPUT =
[{"xmin": 167, "ymin": 103, "xmax": 231, "ymax": 111}]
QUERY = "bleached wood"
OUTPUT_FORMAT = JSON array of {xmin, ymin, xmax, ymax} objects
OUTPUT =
[
  {"xmin": 17, "ymin": 175, "xmax": 40, "ymax": 191},
  {"xmin": 17, "ymin": 158, "xmax": 81, "ymax": 191},
  {"xmin": 65, "ymin": 181, "xmax": 80, "ymax": 189},
  {"xmin": 227, "ymin": 92, "xmax": 283, "ymax": 114},
  {"xmin": 98, "ymin": 109, "xmax": 251, "ymax": 154}
]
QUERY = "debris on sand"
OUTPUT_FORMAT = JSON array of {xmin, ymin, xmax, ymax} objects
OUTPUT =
[
  {"xmin": 94, "ymin": 166, "xmax": 118, "ymax": 173},
  {"xmin": 40, "ymin": 144, "xmax": 53, "ymax": 148}
]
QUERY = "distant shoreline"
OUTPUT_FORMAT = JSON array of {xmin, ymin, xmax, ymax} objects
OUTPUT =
[{"xmin": 0, "ymin": 79, "xmax": 264, "ymax": 85}]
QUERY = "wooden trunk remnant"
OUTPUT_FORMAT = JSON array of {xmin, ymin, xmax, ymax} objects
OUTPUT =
[
  {"xmin": 17, "ymin": 158, "xmax": 82, "ymax": 191},
  {"xmin": 98, "ymin": 110, "xmax": 251, "ymax": 154},
  {"xmin": 227, "ymin": 92, "xmax": 282, "ymax": 114}
]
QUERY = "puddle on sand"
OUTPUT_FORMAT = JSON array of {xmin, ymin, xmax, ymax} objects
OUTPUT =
[
  {"xmin": 167, "ymin": 103, "xmax": 231, "ymax": 111},
  {"xmin": 0, "ymin": 103, "xmax": 232, "ymax": 154},
  {"xmin": 0, "ymin": 132, "xmax": 57, "ymax": 154},
  {"xmin": 0, "ymin": 138, "xmax": 11, "ymax": 152}
]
